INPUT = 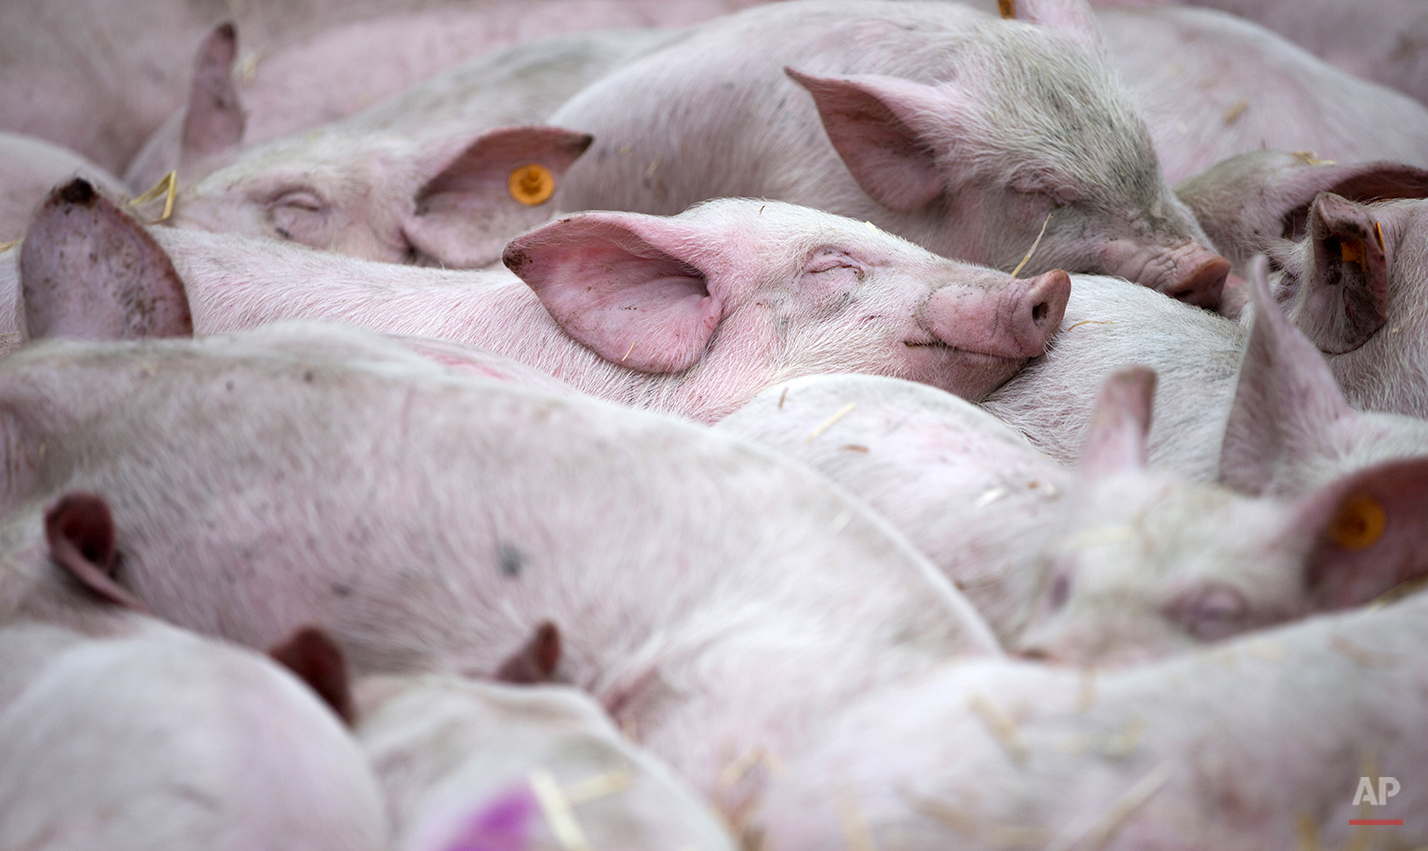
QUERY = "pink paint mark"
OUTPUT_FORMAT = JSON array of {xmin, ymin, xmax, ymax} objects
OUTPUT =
[{"xmin": 442, "ymin": 786, "xmax": 536, "ymax": 851}]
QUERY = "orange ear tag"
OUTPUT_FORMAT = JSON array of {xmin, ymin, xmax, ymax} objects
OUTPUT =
[
  {"xmin": 508, "ymin": 164, "xmax": 555, "ymax": 206},
  {"xmin": 1339, "ymin": 238, "xmax": 1364, "ymax": 266},
  {"xmin": 998, "ymin": 0, "xmax": 1015, "ymax": 18},
  {"xmin": 1374, "ymin": 220, "xmax": 1385, "ymax": 253},
  {"xmin": 1330, "ymin": 495, "xmax": 1387, "ymax": 551}
]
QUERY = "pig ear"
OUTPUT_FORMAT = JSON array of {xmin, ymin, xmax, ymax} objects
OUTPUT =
[
  {"xmin": 1293, "ymin": 458, "xmax": 1428, "ymax": 610},
  {"xmin": 269, "ymin": 627, "xmax": 355, "ymax": 724},
  {"xmin": 1078, "ymin": 366, "xmax": 1156, "ymax": 479},
  {"xmin": 785, "ymin": 68, "xmax": 946, "ymax": 212},
  {"xmin": 1296, "ymin": 192, "xmax": 1389, "ymax": 354},
  {"xmin": 503, "ymin": 212, "xmax": 724, "ymax": 374},
  {"xmin": 403, "ymin": 126, "xmax": 594, "ymax": 269},
  {"xmin": 19, "ymin": 179, "xmax": 193, "ymax": 342},
  {"xmin": 44, "ymin": 492, "xmax": 149, "ymax": 613},
  {"xmin": 180, "ymin": 22, "xmax": 245, "ymax": 164},
  {"xmin": 1219, "ymin": 256, "xmax": 1352, "ymax": 496},
  {"xmin": 495, "ymin": 621, "xmax": 561, "ymax": 684},
  {"xmin": 1013, "ymin": 0, "xmax": 1102, "ymax": 52}
]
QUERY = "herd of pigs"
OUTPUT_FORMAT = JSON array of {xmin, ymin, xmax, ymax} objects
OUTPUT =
[{"xmin": 3, "ymin": 0, "xmax": 1428, "ymax": 848}]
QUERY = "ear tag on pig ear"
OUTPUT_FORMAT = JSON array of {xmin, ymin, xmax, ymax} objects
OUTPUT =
[
  {"xmin": 1330, "ymin": 494, "xmax": 1387, "ymax": 551},
  {"xmin": 1373, "ymin": 221, "xmax": 1385, "ymax": 253},
  {"xmin": 997, "ymin": 0, "xmax": 1015, "ymax": 18},
  {"xmin": 1338, "ymin": 237, "xmax": 1365, "ymax": 267},
  {"xmin": 508, "ymin": 164, "xmax": 555, "ymax": 206}
]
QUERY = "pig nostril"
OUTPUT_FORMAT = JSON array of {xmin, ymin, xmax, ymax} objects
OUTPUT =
[
  {"xmin": 1031, "ymin": 301, "xmax": 1050, "ymax": 325},
  {"xmin": 1017, "ymin": 647, "xmax": 1050, "ymax": 661}
]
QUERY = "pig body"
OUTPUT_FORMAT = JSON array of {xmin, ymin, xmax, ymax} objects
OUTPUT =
[
  {"xmin": 14, "ymin": 191, "xmax": 1068, "ymax": 422},
  {"xmin": 0, "ymin": 599, "xmax": 386, "ymax": 851},
  {"xmin": 757, "ymin": 586, "xmax": 1428, "ymax": 850},
  {"xmin": 0, "ymin": 133, "xmax": 128, "ymax": 244},
  {"xmin": 1098, "ymin": 6, "xmax": 1428, "ymax": 183},
  {"xmin": 548, "ymin": 0, "xmax": 1230, "ymax": 305},
  {"xmin": 0, "ymin": 321, "xmax": 998, "ymax": 807},
  {"xmin": 356, "ymin": 674, "xmax": 737, "ymax": 851}
]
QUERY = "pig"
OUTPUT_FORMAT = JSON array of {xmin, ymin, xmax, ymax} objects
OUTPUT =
[
  {"xmin": 1009, "ymin": 363, "xmax": 1428, "ymax": 665},
  {"xmin": 1270, "ymin": 192, "xmax": 1428, "ymax": 418},
  {"xmin": 755, "ymin": 585, "xmax": 1428, "ymax": 850},
  {"xmin": 14, "ymin": 180, "xmax": 1069, "ymax": 422},
  {"xmin": 0, "ymin": 503, "xmax": 387, "ymax": 851},
  {"xmin": 0, "ymin": 310, "xmax": 999, "ymax": 813},
  {"xmin": 167, "ymin": 122, "xmax": 598, "ymax": 269},
  {"xmin": 356, "ymin": 670, "xmax": 738, "ymax": 851},
  {"xmin": 1174, "ymin": 150, "xmax": 1428, "ymax": 275},
  {"xmin": 130, "ymin": 25, "xmax": 674, "ymax": 197},
  {"xmin": 715, "ymin": 361, "xmax": 1428, "ymax": 662},
  {"xmin": 1095, "ymin": 6, "xmax": 1428, "ymax": 184},
  {"xmin": 0, "ymin": 133, "xmax": 128, "ymax": 244},
  {"xmin": 548, "ymin": 0, "xmax": 1231, "ymax": 307}
]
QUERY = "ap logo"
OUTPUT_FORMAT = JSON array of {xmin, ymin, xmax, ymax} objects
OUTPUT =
[{"xmin": 1354, "ymin": 776, "xmax": 1401, "ymax": 807}]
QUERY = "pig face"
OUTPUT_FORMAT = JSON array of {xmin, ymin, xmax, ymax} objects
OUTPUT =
[
  {"xmin": 504, "ymin": 199, "xmax": 1070, "ymax": 408},
  {"xmin": 1274, "ymin": 194, "xmax": 1428, "ymax": 416},
  {"xmin": 786, "ymin": 18, "xmax": 1229, "ymax": 308},
  {"xmin": 1014, "ymin": 366, "xmax": 1428, "ymax": 666},
  {"xmin": 169, "ymin": 125, "xmax": 592, "ymax": 269}
]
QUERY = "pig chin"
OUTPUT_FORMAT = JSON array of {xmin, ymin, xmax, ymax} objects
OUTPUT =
[{"xmin": 902, "ymin": 343, "xmax": 1030, "ymax": 401}]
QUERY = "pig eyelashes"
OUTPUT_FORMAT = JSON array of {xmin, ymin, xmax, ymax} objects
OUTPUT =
[{"xmin": 266, "ymin": 189, "xmax": 327, "ymax": 241}]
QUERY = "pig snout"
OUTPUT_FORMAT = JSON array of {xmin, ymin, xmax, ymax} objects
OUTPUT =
[
  {"xmin": 923, "ymin": 269, "xmax": 1071, "ymax": 359},
  {"xmin": 1104, "ymin": 241, "xmax": 1230, "ymax": 310}
]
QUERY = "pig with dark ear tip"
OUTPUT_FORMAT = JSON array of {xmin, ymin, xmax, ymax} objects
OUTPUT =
[
  {"xmin": 494, "ymin": 620, "xmax": 561, "ymax": 684},
  {"xmin": 269, "ymin": 626, "xmax": 355, "ymax": 725},
  {"xmin": 0, "ymin": 494, "xmax": 388, "ymax": 851}
]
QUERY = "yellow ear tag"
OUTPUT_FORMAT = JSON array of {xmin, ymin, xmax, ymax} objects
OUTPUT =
[
  {"xmin": 1338, "ymin": 237, "xmax": 1364, "ymax": 266},
  {"xmin": 997, "ymin": 0, "xmax": 1015, "ymax": 18},
  {"xmin": 508, "ymin": 164, "xmax": 555, "ymax": 206},
  {"xmin": 1374, "ymin": 220, "xmax": 1386, "ymax": 253},
  {"xmin": 1330, "ymin": 495, "xmax": 1386, "ymax": 551}
]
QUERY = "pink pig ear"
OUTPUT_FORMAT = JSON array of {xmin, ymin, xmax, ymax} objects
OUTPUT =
[
  {"xmin": 503, "ymin": 211, "xmax": 725, "ymax": 374},
  {"xmin": 785, "ymin": 68, "xmax": 947, "ymax": 212},
  {"xmin": 44, "ymin": 491, "xmax": 149, "ymax": 613},
  {"xmin": 1079, "ymin": 366, "xmax": 1156, "ymax": 480},
  {"xmin": 1219, "ymin": 256, "xmax": 1352, "ymax": 496},
  {"xmin": 403, "ymin": 126, "xmax": 594, "ymax": 269},
  {"xmin": 1298, "ymin": 192, "xmax": 1389, "ymax": 354},
  {"xmin": 1293, "ymin": 457, "xmax": 1428, "ymax": 611},
  {"xmin": 269, "ymin": 627, "xmax": 355, "ymax": 725},
  {"xmin": 180, "ymin": 22, "xmax": 245, "ymax": 164},
  {"xmin": 19, "ymin": 179, "xmax": 193, "ymax": 342}
]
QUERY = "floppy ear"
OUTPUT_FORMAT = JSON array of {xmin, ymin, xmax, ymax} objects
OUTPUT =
[
  {"xmin": 402, "ymin": 126, "xmax": 593, "ymax": 269},
  {"xmin": 269, "ymin": 627, "xmax": 355, "ymax": 724},
  {"xmin": 495, "ymin": 621, "xmax": 561, "ymax": 684},
  {"xmin": 503, "ymin": 210, "xmax": 727, "ymax": 374},
  {"xmin": 1014, "ymin": 0, "xmax": 1102, "ymax": 52},
  {"xmin": 19, "ymin": 179, "xmax": 193, "ymax": 341},
  {"xmin": 180, "ymin": 22, "xmax": 245, "ymax": 164},
  {"xmin": 1294, "ymin": 457, "xmax": 1428, "ymax": 610},
  {"xmin": 1296, "ymin": 192, "xmax": 1389, "ymax": 354},
  {"xmin": 1079, "ymin": 366, "xmax": 1156, "ymax": 480},
  {"xmin": 785, "ymin": 68, "xmax": 947, "ymax": 212},
  {"xmin": 44, "ymin": 491, "xmax": 148, "ymax": 613},
  {"xmin": 1219, "ymin": 256, "xmax": 1352, "ymax": 496}
]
